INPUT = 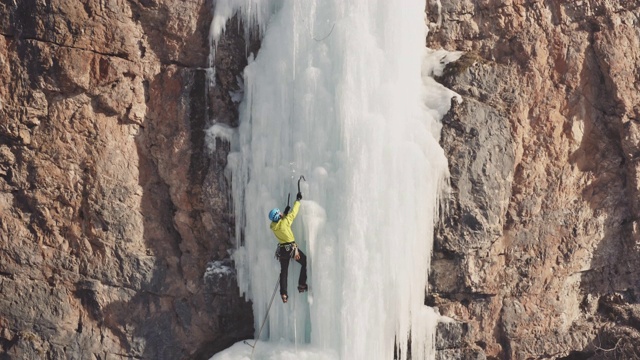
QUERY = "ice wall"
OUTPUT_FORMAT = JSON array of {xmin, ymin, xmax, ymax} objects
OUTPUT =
[{"xmin": 208, "ymin": 0, "xmax": 458, "ymax": 359}]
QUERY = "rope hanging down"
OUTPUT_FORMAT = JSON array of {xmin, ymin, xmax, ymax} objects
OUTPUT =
[{"xmin": 244, "ymin": 276, "xmax": 280, "ymax": 358}]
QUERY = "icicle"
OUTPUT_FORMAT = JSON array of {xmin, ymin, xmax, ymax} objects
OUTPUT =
[{"xmin": 209, "ymin": 0, "xmax": 458, "ymax": 358}]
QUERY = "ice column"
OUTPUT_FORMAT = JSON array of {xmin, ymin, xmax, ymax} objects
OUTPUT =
[{"xmin": 209, "ymin": 0, "xmax": 454, "ymax": 359}]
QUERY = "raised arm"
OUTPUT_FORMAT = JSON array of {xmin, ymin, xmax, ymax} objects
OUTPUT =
[{"xmin": 282, "ymin": 200, "xmax": 300, "ymax": 226}]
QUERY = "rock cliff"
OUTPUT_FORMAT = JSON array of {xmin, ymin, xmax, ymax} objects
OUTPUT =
[
  {"xmin": 1, "ymin": 0, "xmax": 252, "ymax": 358},
  {"xmin": 1, "ymin": 0, "xmax": 639, "ymax": 359},
  {"xmin": 429, "ymin": 0, "xmax": 640, "ymax": 359}
]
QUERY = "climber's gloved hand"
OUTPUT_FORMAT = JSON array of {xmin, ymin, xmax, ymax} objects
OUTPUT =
[
  {"xmin": 284, "ymin": 206, "xmax": 291, "ymax": 215},
  {"xmin": 296, "ymin": 192, "xmax": 302, "ymax": 201}
]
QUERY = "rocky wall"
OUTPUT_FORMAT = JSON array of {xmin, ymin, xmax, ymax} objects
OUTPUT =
[
  {"xmin": 3, "ymin": 0, "xmax": 640, "ymax": 359},
  {"xmin": 429, "ymin": 1, "xmax": 640, "ymax": 359},
  {"xmin": 0, "ymin": 1, "xmax": 252, "ymax": 359}
]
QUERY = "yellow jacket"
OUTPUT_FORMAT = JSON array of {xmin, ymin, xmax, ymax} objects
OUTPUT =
[{"xmin": 270, "ymin": 201, "xmax": 300, "ymax": 244}]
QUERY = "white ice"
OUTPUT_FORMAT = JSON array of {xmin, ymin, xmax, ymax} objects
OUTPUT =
[{"xmin": 207, "ymin": 0, "xmax": 459, "ymax": 359}]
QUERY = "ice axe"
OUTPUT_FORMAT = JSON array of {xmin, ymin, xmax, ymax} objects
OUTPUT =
[
  {"xmin": 297, "ymin": 175, "xmax": 305, "ymax": 197},
  {"xmin": 284, "ymin": 176, "xmax": 305, "ymax": 215},
  {"xmin": 283, "ymin": 193, "xmax": 291, "ymax": 215}
]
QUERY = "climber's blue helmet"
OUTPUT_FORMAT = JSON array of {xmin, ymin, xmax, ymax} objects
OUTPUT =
[{"xmin": 268, "ymin": 208, "xmax": 281, "ymax": 222}]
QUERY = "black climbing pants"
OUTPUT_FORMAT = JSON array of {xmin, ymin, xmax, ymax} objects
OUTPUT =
[{"xmin": 277, "ymin": 244, "xmax": 307, "ymax": 296}]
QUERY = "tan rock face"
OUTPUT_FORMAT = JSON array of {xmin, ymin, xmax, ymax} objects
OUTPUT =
[
  {"xmin": 0, "ymin": 1, "xmax": 251, "ymax": 358},
  {"xmin": 2, "ymin": 0, "xmax": 638, "ymax": 358},
  {"xmin": 429, "ymin": 1, "xmax": 640, "ymax": 359}
]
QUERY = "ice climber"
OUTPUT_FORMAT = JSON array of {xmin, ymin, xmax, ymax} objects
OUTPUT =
[{"xmin": 268, "ymin": 191, "xmax": 307, "ymax": 303}]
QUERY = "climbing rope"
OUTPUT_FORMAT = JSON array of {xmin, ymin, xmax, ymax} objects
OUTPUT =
[
  {"xmin": 312, "ymin": 22, "xmax": 335, "ymax": 42},
  {"xmin": 246, "ymin": 276, "xmax": 280, "ymax": 358},
  {"xmin": 294, "ymin": 282, "xmax": 298, "ymax": 353}
]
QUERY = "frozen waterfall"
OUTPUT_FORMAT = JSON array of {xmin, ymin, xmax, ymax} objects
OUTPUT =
[{"xmin": 208, "ymin": 0, "xmax": 460, "ymax": 359}]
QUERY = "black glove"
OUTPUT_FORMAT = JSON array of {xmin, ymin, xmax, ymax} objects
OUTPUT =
[
  {"xmin": 284, "ymin": 206, "xmax": 291, "ymax": 215},
  {"xmin": 296, "ymin": 192, "xmax": 302, "ymax": 201}
]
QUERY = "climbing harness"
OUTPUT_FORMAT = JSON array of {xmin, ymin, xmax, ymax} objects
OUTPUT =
[{"xmin": 275, "ymin": 242, "xmax": 298, "ymax": 259}]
